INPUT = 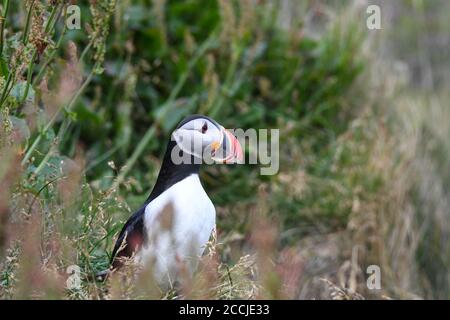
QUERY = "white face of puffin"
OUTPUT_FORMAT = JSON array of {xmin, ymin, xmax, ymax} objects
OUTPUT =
[{"xmin": 172, "ymin": 117, "xmax": 243, "ymax": 164}]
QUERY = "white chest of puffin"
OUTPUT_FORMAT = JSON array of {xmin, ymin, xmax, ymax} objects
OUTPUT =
[
  {"xmin": 140, "ymin": 174, "xmax": 215, "ymax": 284},
  {"xmin": 110, "ymin": 115, "xmax": 243, "ymax": 288}
]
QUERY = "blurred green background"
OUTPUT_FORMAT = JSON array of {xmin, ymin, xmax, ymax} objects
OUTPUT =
[{"xmin": 0, "ymin": 0, "xmax": 449, "ymax": 299}]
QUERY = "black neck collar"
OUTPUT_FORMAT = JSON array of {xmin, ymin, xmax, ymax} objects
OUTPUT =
[{"xmin": 146, "ymin": 140, "xmax": 201, "ymax": 203}]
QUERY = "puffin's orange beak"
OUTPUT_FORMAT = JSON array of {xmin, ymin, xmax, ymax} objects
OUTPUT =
[
  {"xmin": 211, "ymin": 128, "xmax": 244, "ymax": 164},
  {"xmin": 224, "ymin": 129, "xmax": 243, "ymax": 164}
]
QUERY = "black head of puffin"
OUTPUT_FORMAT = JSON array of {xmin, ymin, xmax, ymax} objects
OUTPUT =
[
  {"xmin": 175, "ymin": 114, "xmax": 221, "ymax": 130},
  {"xmin": 172, "ymin": 114, "xmax": 244, "ymax": 165}
]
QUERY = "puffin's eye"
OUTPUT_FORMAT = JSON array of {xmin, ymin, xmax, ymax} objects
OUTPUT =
[{"xmin": 201, "ymin": 122, "xmax": 208, "ymax": 134}]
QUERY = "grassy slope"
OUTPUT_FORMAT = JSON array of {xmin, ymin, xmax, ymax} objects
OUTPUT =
[{"xmin": 0, "ymin": 0, "xmax": 448, "ymax": 299}]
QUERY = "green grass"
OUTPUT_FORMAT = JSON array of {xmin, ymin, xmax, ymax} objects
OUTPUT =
[{"xmin": 0, "ymin": 0, "xmax": 449, "ymax": 299}]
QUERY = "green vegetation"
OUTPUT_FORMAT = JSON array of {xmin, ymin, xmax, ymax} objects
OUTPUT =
[{"xmin": 0, "ymin": 0, "xmax": 448, "ymax": 299}]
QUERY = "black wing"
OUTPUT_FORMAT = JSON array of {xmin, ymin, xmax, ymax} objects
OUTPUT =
[{"xmin": 110, "ymin": 205, "xmax": 146, "ymax": 270}]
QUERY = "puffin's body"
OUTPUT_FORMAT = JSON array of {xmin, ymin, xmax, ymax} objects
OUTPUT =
[{"xmin": 110, "ymin": 115, "xmax": 243, "ymax": 288}]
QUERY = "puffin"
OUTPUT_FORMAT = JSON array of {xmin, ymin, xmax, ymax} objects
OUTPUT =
[{"xmin": 108, "ymin": 114, "xmax": 243, "ymax": 288}]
